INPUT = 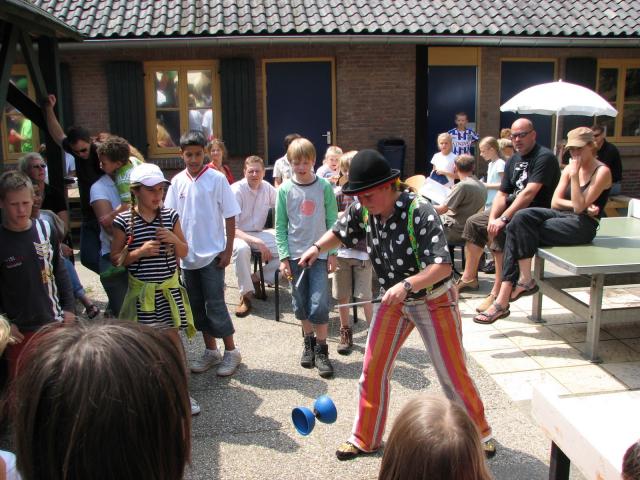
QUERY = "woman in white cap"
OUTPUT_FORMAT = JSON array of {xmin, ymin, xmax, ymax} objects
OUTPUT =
[
  {"xmin": 299, "ymin": 149, "xmax": 495, "ymax": 461},
  {"xmin": 475, "ymin": 127, "xmax": 612, "ymax": 324},
  {"xmin": 110, "ymin": 163, "xmax": 199, "ymax": 415}
]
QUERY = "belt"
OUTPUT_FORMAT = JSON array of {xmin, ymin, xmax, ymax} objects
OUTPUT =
[{"xmin": 404, "ymin": 275, "xmax": 453, "ymax": 300}]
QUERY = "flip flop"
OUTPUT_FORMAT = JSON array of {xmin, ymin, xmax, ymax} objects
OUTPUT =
[
  {"xmin": 510, "ymin": 280, "xmax": 539, "ymax": 302},
  {"xmin": 474, "ymin": 301, "xmax": 510, "ymax": 325}
]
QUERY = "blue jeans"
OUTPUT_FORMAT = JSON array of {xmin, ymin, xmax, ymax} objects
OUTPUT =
[
  {"xmin": 290, "ymin": 259, "xmax": 329, "ymax": 325},
  {"xmin": 182, "ymin": 257, "xmax": 235, "ymax": 338},
  {"xmin": 99, "ymin": 254, "xmax": 128, "ymax": 316},
  {"xmin": 64, "ymin": 257, "xmax": 85, "ymax": 298},
  {"xmin": 80, "ymin": 219, "xmax": 101, "ymax": 274}
]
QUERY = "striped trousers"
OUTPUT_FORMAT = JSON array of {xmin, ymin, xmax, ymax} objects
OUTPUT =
[{"xmin": 348, "ymin": 286, "xmax": 491, "ymax": 451}]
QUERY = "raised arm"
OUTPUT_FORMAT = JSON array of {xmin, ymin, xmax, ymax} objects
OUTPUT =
[{"xmin": 42, "ymin": 94, "xmax": 65, "ymax": 147}]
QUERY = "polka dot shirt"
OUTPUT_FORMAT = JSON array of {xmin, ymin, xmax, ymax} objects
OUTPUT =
[{"xmin": 332, "ymin": 191, "xmax": 451, "ymax": 297}]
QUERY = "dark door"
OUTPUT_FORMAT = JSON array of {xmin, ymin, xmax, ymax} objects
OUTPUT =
[
  {"xmin": 265, "ymin": 61, "xmax": 334, "ymax": 167},
  {"xmin": 500, "ymin": 61, "xmax": 556, "ymax": 149},
  {"xmin": 426, "ymin": 66, "xmax": 477, "ymax": 174}
]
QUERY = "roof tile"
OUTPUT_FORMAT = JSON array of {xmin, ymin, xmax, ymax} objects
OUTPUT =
[{"xmin": 30, "ymin": 0, "xmax": 640, "ymax": 39}]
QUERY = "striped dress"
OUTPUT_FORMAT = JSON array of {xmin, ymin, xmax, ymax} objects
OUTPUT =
[{"xmin": 113, "ymin": 207, "xmax": 187, "ymax": 329}]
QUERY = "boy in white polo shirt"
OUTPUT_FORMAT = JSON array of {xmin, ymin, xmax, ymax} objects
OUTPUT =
[{"xmin": 164, "ymin": 131, "xmax": 242, "ymax": 377}]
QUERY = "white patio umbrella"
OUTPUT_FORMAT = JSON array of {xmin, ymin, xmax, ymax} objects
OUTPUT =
[{"xmin": 500, "ymin": 79, "xmax": 618, "ymax": 149}]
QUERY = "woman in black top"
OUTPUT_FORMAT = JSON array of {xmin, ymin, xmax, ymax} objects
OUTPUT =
[{"xmin": 475, "ymin": 127, "xmax": 612, "ymax": 324}]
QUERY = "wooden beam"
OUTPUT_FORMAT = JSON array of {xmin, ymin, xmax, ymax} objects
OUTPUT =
[
  {"xmin": 38, "ymin": 36, "xmax": 64, "ymax": 193},
  {"xmin": 0, "ymin": 22, "xmax": 19, "ymax": 115},
  {"xmin": 18, "ymin": 28, "xmax": 48, "ymax": 104},
  {"xmin": 6, "ymin": 83, "xmax": 45, "ymax": 129}
]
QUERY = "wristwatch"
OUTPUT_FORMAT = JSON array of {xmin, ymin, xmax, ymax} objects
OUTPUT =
[
  {"xmin": 402, "ymin": 280, "xmax": 412, "ymax": 293},
  {"xmin": 500, "ymin": 216, "xmax": 510, "ymax": 224}
]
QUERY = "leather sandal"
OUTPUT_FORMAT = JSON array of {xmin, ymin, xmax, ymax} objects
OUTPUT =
[
  {"xmin": 476, "ymin": 294, "xmax": 497, "ymax": 313},
  {"xmin": 336, "ymin": 441, "xmax": 371, "ymax": 461},
  {"xmin": 474, "ymin": 301, "xmax": 510, "ymax": 325},
  {"xmin": 510, "ymin": 280, "xmax": 539, "ymax": 302},
  {"xmin": 455, "ymin": 277, "xmax": 479, "ymax": 293}
]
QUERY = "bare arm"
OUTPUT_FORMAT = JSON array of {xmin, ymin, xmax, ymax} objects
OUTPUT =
[
  {"xmin": 43, "ymin": 94, "xmax": 65, "ymax": 147},
  {"xmin": 91, "ymin": 199, "xmax": 115, "ymax": 234},
  {"xmin": 298, "ymin": 230, "xmax": 343, "ymax": 267},
  {"xmin": 217, "ymin": 216, "xmax": 235, "ymax": 268},
  {"xmin": 434, "ymin": 203, "xmax": 449, "ymax": 215},
  {"xmin": 484, "ymin": 172, "xmax": 504, "ymax": 190}
]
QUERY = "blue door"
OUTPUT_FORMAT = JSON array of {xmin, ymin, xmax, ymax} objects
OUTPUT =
[
  {"xmin": 426, "ymin": 66, "xmax": 477, "ymax": 174},
  {"xmin": 265, "ymin": 61, "xmax": 334, "ymax": 168},
  {"xmin": 500, "ymin": 61, "xmax": 555, "ymax": 149}
]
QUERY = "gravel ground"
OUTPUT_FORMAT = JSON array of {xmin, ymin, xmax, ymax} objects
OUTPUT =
[{"xmin": 75, "ymin": 262, "xmax": 585, "ymax": 480}]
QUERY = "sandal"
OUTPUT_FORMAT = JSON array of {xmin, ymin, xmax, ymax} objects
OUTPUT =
[
  {"xmin": 85, "ymin": 305, "xmax": 100, "ymax": 319},
  {"xmin": 476, "ymin": 294, "xmax": 497, "ymax": 313},
  {"xmin": 336, "ymin": 441, "xmax": 372, "ymax": 461},
  {"xmin": 474, "ymin": 301, "xmax": 510, "ymax": 325},
  {"xmin": 510, "ymin": 280, "xmax": 539, "ymax": 302}
]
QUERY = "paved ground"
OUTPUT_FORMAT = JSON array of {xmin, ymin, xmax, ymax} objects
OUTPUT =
[{"xmin": 75, "ymin": 262, "xmax": 588, "ymax": 480}]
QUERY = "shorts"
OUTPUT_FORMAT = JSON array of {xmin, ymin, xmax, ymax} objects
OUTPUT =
[
  {"xmin": 332, "ymin": 257, "xmax": 373, "ymax": 301},
  {"xmin": 462, "ymin": 210, "xmax": 506, "ymax": 251}
]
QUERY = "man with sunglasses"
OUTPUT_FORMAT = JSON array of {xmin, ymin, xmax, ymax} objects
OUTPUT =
[
  {"xmin": 43, "ymin": 94, "xmax": 103, "ymax": 274},
  {"xmin": 455, "ymin": 119, "xmax": 560, "ymax": 311},
  {"xmin": 591, "ymin": 124, "xmax": 622, "ymax": 195}
]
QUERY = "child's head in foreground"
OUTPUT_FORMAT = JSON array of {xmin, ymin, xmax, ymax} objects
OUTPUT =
[
  {"xmin": 378, "ymin": 394, "xmax": 491, "ymax": 480},
  {"xmin": 13, "ymin": 321, "xmax": 191, "ymax": 480},
  {"xmin": 623, "ymin": 440, "xmax": 640, "ymax": 480}
]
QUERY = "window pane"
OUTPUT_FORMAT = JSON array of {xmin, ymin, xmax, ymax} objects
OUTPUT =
[
  {"xmin": 188, "ymin": 108, "xmax": 213, "ymax": 140},
  {"xmin": 622, "ymin": 104, "xmax": 640, "ymax": 137},
  {"xmin": 625, "ymin": 68, "xmax": 640, "ymax": 102},
  {"xmin": 595, "ymin": 115, "xmax": 615, "ymax": 137},
  {"xmin": 156, "ymin": 111, "xmax": 180, "ymax": 148},
  {"xmin": 187, "ymin": 70, "xmax": 212, "ymax": 108},
  {"xmin": 598, "ymin": 68, "xmax": 618, "ymax": 102},
  {"xmin": 155, "ymin": 71, "xmax": 179, "ymax": 108}
]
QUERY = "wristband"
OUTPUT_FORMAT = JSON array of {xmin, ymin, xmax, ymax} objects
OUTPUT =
[{"xmin": 313, "ymin": 243, "xmax": 321, "ymax": 252}]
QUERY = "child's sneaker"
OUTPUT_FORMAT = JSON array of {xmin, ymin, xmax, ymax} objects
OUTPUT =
[
  {"xmin": 314, "ymin": 344, "xmax": 334, "ymax": 378},
  {"xmin": 190, "ymin": 396, "xmax": 201, "ymax": 416},
  {"xmin": 190, "ymin": 348, "xmax": 223, "ymax": 374},
  {"xmin": 217, "ymin": 348, "xmax": 242, "ymax": 377},
  {"xmin": 300, "ymin": 335, "xmax": 316, "ymax": 368},
  {"xmin": 337, "ymin": 327, "xmax": 353, "ymax": 355}
]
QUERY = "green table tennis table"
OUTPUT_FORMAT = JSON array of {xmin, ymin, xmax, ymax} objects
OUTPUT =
[{"xmin": 533, "ymin": 217, "xmax": 640, "ymax": 362}]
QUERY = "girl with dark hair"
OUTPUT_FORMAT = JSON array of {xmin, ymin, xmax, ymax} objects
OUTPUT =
[{"xmin": 13, "ymin": 321, "xmax": 191, "ymax": 480}]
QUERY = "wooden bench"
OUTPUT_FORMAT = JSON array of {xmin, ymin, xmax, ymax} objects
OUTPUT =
[
  {"xmin": 532, "ymin": 386, "xmax": 640, "ymax": 480},
  {"xmin": 604, "ymin": 195, "xmax": 632, "ymax": 217}
]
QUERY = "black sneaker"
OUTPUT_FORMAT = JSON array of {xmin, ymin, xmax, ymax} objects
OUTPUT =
[
  {"xmin": 300, "ymin": 335, "xmax": 316, "ymax": 368},
  {"xmin": 314, "ymin": 344, "xmax": 334, "ymax": 378}
]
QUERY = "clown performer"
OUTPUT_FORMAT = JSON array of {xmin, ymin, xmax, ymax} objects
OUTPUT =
[{"xmin": 298, "ymin": 150, "xmax": 495, "ymax": 460}]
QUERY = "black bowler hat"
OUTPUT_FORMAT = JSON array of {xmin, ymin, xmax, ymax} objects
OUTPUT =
[{"xmin": 342, "ymin": 149, "xmax": 401, "ymax": 195}]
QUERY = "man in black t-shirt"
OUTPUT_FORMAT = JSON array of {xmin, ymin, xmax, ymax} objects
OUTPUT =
[
  {"xmin": 43, "ymin": 94, "xmax": 103, "ymax": 274},
  {"xmin": 592, "ymin": 124, "xmax": 622, "ymax": 195},
  {"xmin": 456, "ymin": 119, "xmax": 560, "ymax": 310}
]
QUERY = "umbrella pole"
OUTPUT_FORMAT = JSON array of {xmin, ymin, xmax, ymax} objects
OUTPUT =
[{"xmin": 554, "ymin": 111, "xmax": 560, "ymax": 158}]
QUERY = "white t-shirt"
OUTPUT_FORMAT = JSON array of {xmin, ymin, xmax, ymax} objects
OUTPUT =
[
  {"xmin": 89, "ymin": 174, "xmax": 121, "ymax": 256},
  {"xmin": 273, "ymin": 155, "xmax": 292, "ymax": 182},
  {"xmin": 231, "ymin": 178, "xmax": 276, "ymax": 232},
  {"xmin": 165, "ymin": 167, "xmax": 241, "ymax": 270},
  {"xmin": 430, "ymin": 152, "xmax": 456, "ymax": 188},
  {"xmin": 485, "ymin": 158, "xmax": 506, "ymax": 207}
]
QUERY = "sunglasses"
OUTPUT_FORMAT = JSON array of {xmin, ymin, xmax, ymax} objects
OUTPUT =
[
  {"xmin": 30, "ymin": 164, "xmax": 47, "ymax": 169},
  {"xmin": 510, "ymin": 131, "xmax": 532, "ymax": 140},
  {"xmin": 72, "ymin": 147, "xmax": 89, "ymax": 155}
]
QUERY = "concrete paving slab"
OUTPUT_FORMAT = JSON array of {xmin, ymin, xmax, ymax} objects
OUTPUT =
[{"xmin": 546, "ymin": 365, "xmax": 628, "ymax": 395}]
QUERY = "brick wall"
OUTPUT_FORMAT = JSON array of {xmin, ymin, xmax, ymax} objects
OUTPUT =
[{"xmin": 52, "ymin": 43, "xmax": 416, "ymax": 180}]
